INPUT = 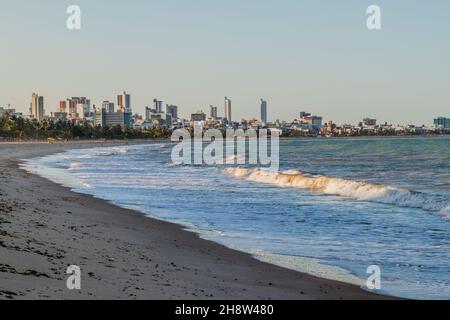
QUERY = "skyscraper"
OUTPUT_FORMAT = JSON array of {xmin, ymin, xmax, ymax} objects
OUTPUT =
[
  {"xmin": 102, "ymin": 101, "xmax": 115, "ymax": 113},
  {"xmin": 210, "ymin": 105, "xmax": 218, "ymax": 119},
  {"xmin": 117, "ymin": 91, "xmax": 131, "ymax": 113},
  {"xmin": 59, "ymin": 100, "xmax": 67, "ymax": 113},
  {"xmin": 260, "ymin": 99, "xmax": 268, "ymax": 123},
  {"xmin": 67, "ymin": 97, "xmax": 90, "ymax": 114},
  {"xmin": 224, "ymin": 97, "xmax": 232, "ymax": 122},
  {"xmin": 166, "ymin": 104, "xmax": 178, "ymax": 120},
  {"xmin": 31, "ymin": 93, "xmax": 45, "ymax": 122},
  {"xmin": 67, "ymin": 99, "xmax": 77, "ymax": 114},
  {"xmin": 76, "ymin": 103, "xmax": 86, "ymax": 119},
  {"xmin": 153, "ymin": 99, "xmax": 163, "ymax": 113},
  {"xmin": 434, "ymin": 117, "xmax": 450, "ymax": 129},
  {"xmin": 145, "ymin": 106, "xmax": 152, "ymax": 121}
]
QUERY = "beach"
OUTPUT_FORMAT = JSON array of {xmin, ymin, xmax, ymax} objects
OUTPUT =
[{"xmin": 0, "ymin": 141, "xmax": 389, "ymax": 300}]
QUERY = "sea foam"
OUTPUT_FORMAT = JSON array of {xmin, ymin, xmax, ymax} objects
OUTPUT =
[{"xmin": 224, "ymin": 167, "xmax": 449, "ymax": 216}]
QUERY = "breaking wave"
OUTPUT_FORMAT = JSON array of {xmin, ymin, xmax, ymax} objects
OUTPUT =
[{"xmin": 224, "ymin": 168, "xmax": 449, "ymax": 217}]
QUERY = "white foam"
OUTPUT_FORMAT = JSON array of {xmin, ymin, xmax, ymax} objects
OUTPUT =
[
  {"xmin": 69, "ymin": 162, "xmax": 82, "ymax": 169},
  {"xmin": 224, "ymin": 168, "xmax": 449, "ymax": 215},
  {"xmin": 250, "ymin": 250, "xmax": 365, "ymax": 287},
  {"xmin": 110, "ymin": 146, "xmax": 129, "ymax": 154},
  {"xmin": 224, "ymin": 154, "xmax": 246, "ymax": 164},
  {"xmin": 21, "ymin": 160, "xmax": 92, "ymax": 190},
  {"xmin": 440, "ymin": 205, "xmax": 450, "ymax": 218}
]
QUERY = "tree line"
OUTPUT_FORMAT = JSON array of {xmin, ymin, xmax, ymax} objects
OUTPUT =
[{"xmin": 0, "ymin": 113, "xmax": 172, "ymax": 141}]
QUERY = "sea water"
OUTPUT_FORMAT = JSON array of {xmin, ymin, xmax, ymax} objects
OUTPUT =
[{"xmin": 22, "ymin": 137, "xmax": 450, "ymax": 299}]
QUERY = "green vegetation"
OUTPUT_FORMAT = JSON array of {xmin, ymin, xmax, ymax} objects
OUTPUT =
[{"xmin": 0, "ymin": 113, "xmax": 171, "ymax": 141}]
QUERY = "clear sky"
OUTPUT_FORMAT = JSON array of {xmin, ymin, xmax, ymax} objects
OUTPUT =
[{"xmin": 1, "ymin": 0, "xmax": 449, "ymax": 125}]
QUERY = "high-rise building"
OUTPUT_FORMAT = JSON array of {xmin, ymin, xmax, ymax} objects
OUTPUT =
[
  {"xmin": 117, "ymin": 91, "xmax": 131, "ymax": 113},
  {"xmin": 224, "ymin": 97, "xmax": 232, "ymax": 122},
  {"xmin": 145, "ymin": 106, "xmax": 153, "ymax": 121},
  {"xmin": 66, "ymin": 97, "xmax": 90, "ymax": 114},
  {"xmin": 434, "ymin": 117, "xmax": 450, "ymax": 129},
  {"xmin": 210, "ymin": 105, "xmax": 218, "ymax": 119},
  {"xmin": 166, "ymin": 104, "xmax": 178, "ymax": 120},
  {"xmin": 31, "ymin": 93, "xmax": 45, "ymax": 122},
  {"xmin": 102, "ymin": 101, "xmax": 115, "ymax": 113},
  {"xmin": 94, "ymin": 108, "xmax": 132, "ymax": 128},
  {"xmin": 260, "ymin": 99, "xmax": 268, "ymax": 123},
  {"xmin": 59, "ymin": 100, "xmax": 67, "ymax": 113},
  {"xmin": 153, "ymin": 99, "xmax": 163, "ymax": 113},
  {"xmin": 165, "ymin": 114, "xmax": 173, "ymax": 127},
  {"xmin": 67, "ymin": 99, "xmax": 76, "ymax": 114},
  {"xmin": 69, "ymin": 100, "xmax": 90, "ymax": 119},
  {"xmin": 117, "ymin": 95, "xmax": 123, "ymax": 111},
  {"xmin": 76, "ymin": 103, "xmax": 86, "ymax": 119}
]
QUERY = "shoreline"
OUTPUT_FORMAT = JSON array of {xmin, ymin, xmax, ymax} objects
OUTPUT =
[
  {"xmin": 0, "ymin": 133, "xmax": 449, "ymax": 144},
  {"xmin": 0, "ymin": 140, "xmax": 393, "ymax": 300}
]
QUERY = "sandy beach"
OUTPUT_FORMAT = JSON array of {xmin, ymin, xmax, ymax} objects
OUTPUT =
[{"xmin": 0, "ymin": 141, "xmax": 390, "ymax": 300}]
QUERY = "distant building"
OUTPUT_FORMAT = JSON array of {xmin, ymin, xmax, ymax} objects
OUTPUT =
[
  {"xmin": 434, "ymin": 117, "xmax": 450, "ymax": 129},
  {"xmin": 260, "ymin": 99, "xmax": 268, "ymax": 123},
  {"xmin": 191, "ymin": 111, "xmax": 206, "ymax": 123},
  {"xmin": 76, "ymin": 103, "xmax": 86, "ymax": 119},
  {"xmin": 73, "ymin": 102, "xmax": 90, "ymax": 119},
  {"xmin": 149, "ymin": 113, "xmax": 165, "ymax": 124},
  {"xmin": 67, "ymin": 99, "xmax": 76, "ymax": 114},
  {"xmin": 210, "ymin": 105, "xmax": 218, "ymax": 119},
  {"xmin": 31, "ymin": 93, "xmax": 45, "ymax": 122},
  {"xmin": 363, "ymin": 118, "xmax": 377, "ymax": 126},
  {"xmin": 166, "ymin": 104, "xmax": 178, "ymax": 121},
  {"xmin": 224, "ymin": 97, "xmax": 232, "ymax": 122},
  {"xmin": 145, "ymin": 106, "xmax": 154, "ymax": 121},
  {"xmin": 94, "ymin": 108, "xmax": 132, "ymax": 128},
  {"xmin": 66, "ymin": 97, "xmax": 90, "ymax": 114},
  {"xmin": 117, "ymin": 91, "xmax": 131, "ymax": 112},
  {"xmin": 300, "ymin": 112, "xmax": 322, "ymax": 127},
  {"xmin": 153, "ymin": 99, "xmax": 163, "ymax": 113},
  {"xmin": 59, "ymin": 100, "xmax": 67, "ymax": 113},
  {"xmin": 50, "ymin": 112, "xmax": 68, "ymax": 121},
  {"xmin": 0, "ymin": 106, "xmax": 22, "ymax": 118},
  {"xmin": 165, "ymin": 113, "xmax": 173, "ymax": 127},
  {"xmin": 102, "ymin": 101, "xmax": 115, "ymax": 113},
  {"xmin": 324, "ymin": 120, "xmax": 335, "ymax": 134},
  {"xmin": 299, "ymin": 111, "xmax": 311, "ymax": 119}
]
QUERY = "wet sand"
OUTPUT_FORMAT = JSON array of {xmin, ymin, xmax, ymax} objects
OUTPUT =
[{"xmin": 0, "ymin": 141, "xmax": 392, "ymax": 300}]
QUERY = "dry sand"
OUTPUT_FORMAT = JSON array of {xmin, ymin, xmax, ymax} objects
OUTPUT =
[{"xmin": 0, "ymin": 141, "xmax": 392, "ymax": 300}]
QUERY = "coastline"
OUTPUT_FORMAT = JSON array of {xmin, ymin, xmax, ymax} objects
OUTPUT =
[
  {"xmin": 280, "ymin": 134, "xmax": 450, "ymax": 141},
  {"xmin": 0, "ymin": 141, "xmax": 393, "ymax": 300}
]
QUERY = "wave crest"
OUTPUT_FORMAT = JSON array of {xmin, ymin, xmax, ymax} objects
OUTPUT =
[
  {"xmin": 440, "ymin": 205, "xmax": 450, "ymax": 218},
  {"xmin": 224, "ymin": 168, "xmax": 449, "ymax": 215}
]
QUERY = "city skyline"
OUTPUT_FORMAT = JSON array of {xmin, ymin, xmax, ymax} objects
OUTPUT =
[
  {"xmin": 2, "ymin": 90, "xmax": 450, "ymax": 128},
  {"xmin": 1, "ymin": 1, "xmax": 450, "ymax": 125}
]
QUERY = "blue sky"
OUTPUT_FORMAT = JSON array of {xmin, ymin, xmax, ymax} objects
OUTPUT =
[{"xmin": 1, "ymin": 0, "xmax": 449, "ymax": 124}]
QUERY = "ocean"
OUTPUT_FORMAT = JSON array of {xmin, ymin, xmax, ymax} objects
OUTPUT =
[{"xmin": 22, "ymin": 137, "xmax": 450, "ymax": 299}]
